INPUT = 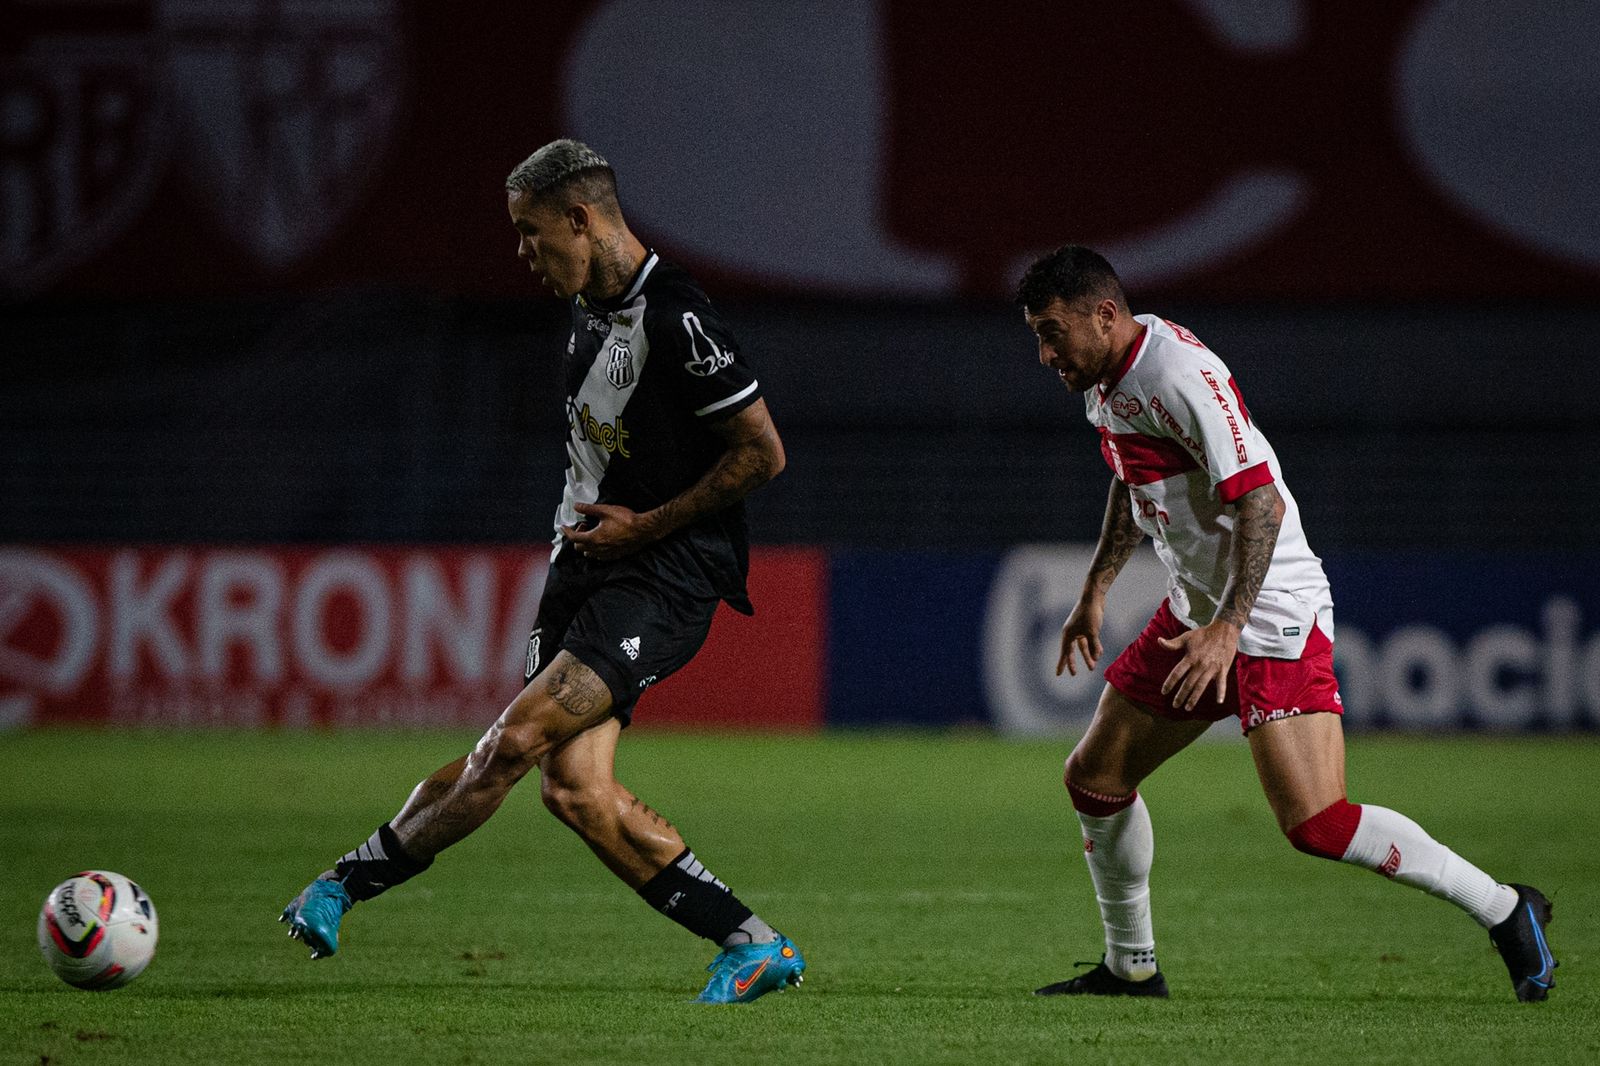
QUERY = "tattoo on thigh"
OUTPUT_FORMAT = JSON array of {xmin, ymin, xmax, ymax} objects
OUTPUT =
[{"xmin": 545, "ymin": 659, "xmax": 608, "ymax": 718}]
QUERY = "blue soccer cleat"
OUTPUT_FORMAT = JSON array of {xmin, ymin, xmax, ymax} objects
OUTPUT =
[
  {"xmin": 1489, "ymin": 883, "xmax": 1557, "ymax": 1002},
  {"xmin": 279, "ymin": 878, "xmax": 352, "ymax": 960},
  {"xmin": 694, "ymin": 934, "xmax": 806, "ymax": 1004}
]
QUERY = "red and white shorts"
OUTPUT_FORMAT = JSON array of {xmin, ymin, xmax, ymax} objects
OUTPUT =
[{"xmin": 1104, "ymin": 600, "xmax": 1343, "ymax": 735}]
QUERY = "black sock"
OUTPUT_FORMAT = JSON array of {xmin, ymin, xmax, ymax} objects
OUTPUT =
[
  {"xmin": 637, "ymin": 848, "xmax": 754, "ymax": 944},
  {"xmin": 332, "ymin": 823, "xmax": 432, "ymax": 902}
]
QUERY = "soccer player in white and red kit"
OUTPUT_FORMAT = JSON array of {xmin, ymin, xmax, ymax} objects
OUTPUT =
[{"xmin": 1017, "ymin": 246, "xmax": 1557, "ymax": 1002}]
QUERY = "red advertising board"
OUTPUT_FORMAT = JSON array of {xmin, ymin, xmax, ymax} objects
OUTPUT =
[
  {"xmin": 5, "ymin": 1, "xmax": 1597, "ymax": 302},
  {"xmin": 0, "ymin": 546, "xmax": 825, "ymax": 731}
]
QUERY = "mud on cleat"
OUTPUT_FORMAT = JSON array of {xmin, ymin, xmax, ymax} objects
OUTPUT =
[
  {"xmin": 279, "ymin": 877, "xmax": 352, "ymax": 960},
  {"xmin": 1035, "ymin": 957, "xmax": 1169, "ymax": 998},
  {"xmin": 1489, "ymin": 883, "xmax": 1557, "ymax": 1002},
  {"xmin": 694, "ymin": 934, "xmax": 806, "ymax": 1004}
]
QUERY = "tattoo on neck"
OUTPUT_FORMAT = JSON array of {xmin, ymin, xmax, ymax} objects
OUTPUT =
[{"xmin": 589, "ymin": 233, "xmax": 635, "ymax": 300}]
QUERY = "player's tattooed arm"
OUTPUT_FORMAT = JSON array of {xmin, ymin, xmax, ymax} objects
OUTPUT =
[
  {"xmin": 1057, "ymin": 478, "xmax": 1143, "ymax": 677},
  {"xmin": 561, "ymin": 400, "xmax": 783, "ymax": 560},
  {"xmin": 1214, "ymin": 482, "xmax": 1285, "ymax": 629},
  {"xmin": 639, "ymin": 398, "xmax": 785, "ymax": 538},
  {"xmin": 1085, "ymin": 477, "xmax": 1144, "ymax": 600}
]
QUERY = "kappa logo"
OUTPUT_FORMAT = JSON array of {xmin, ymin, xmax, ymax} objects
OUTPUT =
[
  {"xmin": 1379, "ymin": 844, "xmax": 1402, "ymax": 878},
  {"xmin": 606, "ymin": 340, "xmax": 635, "ymax": 389},
  {"xmin": 681, "ymin": 312, "xmax": 735, "ymax": 377},
  {"xmin": 620, "ymin": 636, "xmax": 641, "ymax": 661}
]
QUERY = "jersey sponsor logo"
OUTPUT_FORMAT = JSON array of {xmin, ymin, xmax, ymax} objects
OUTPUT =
[
  {"xmin": 1164, "ymin": 319, "xmax": 1205, "ymax": 347},
  {"xmin": 1200, "ymin": 369, "xmax": 1249, "ymax": 464},
  {"xmin": 605, "ymin": 340, "xmax": 635, "ymax": 389},
  {"xmin": 567, "ymin": 400, "xmax": 632, "ymax": 457},
  {"xmin": 620, "ymin": 636, "xmax": 641, "ymax": 660},
  {"xmin": 1110, "ymin": 391, "xmax": 1143, "ymax": 418},
  {"xmin": 1147, "ymin": 395, "xmax": 1208, "ymax": 466},
  {"xmin": 637, "ymin": 674, "xmax": 657, "ymax": 690},
  {"xmin": 1378, "ymin": 843, "xmax": 1402, "ymax": 878},
  {"xmin": 681, "ymin": 312, "xmax": 736, "ymax": 377}
]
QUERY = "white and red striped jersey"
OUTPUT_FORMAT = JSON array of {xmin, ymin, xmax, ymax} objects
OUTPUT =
[{"xmin": 1087, "ymin": 314, "xmax": 1333, "ymax": 658}]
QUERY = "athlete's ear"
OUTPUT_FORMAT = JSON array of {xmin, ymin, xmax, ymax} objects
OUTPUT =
[
  {"xmin": 1094, "ymin": 297, "xmax": 1119, "ymax": 331},
  {"xmin": 565, "ymin": 201, "xmax": 592, "ymax": 235}
]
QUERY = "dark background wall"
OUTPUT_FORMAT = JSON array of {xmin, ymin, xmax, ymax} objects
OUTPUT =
[
  {"xmin": 4, "ymin": 1, "xmax": 1597, "ymax": 553},
  {"xmin": 4, "ymin": 297, "xmax": 1593, "ymax": 551}
]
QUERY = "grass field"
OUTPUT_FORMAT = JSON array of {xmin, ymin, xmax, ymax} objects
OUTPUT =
[{"xmin": 1, "ymin": 730, "xmax": 1595, "ymax": 1065}]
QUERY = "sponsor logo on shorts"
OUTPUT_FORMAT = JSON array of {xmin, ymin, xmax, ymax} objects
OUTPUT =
[
  {"xmin": 620, "ymin": 636, "xmax": 641, "ymax": 661},
  {"xmin": 1245, "ymin": 705, "xmax": 1305, "ymax": 730},
  {"xmin": 525, "ymin": 630, "xmax": 542, "ymax": 678},
  {"xmin": 637, "ymin": 675, "xmax": 657, "ymax": 690},
  {"xmin": 1379, "ymin": 844, "xmax": 1402, "ymax": 878}
]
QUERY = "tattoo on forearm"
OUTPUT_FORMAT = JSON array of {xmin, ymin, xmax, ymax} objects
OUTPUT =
[
  {"xmin": 1087, "ymin": 480, "xmax": 1145, "ymax": 597},
  {"xmin": 649, "ymin": 439, "xmax": 773, "ymax": 536},
  {"xmin": 546, "ymin": 660, "xmax": 609, "ymax": 718},
  {"xmin": 1216, "ymin": 488, "xmax": 1283, "ymax": 628}
]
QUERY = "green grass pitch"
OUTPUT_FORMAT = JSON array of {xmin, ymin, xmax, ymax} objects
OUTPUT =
[{"xmin": 2, "ymin": 729, "xmax": 1596, "ymax": 1065}]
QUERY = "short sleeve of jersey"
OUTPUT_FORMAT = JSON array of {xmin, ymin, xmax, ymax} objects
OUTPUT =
[
  {"xmin": 650, "ymin": 304, "xmax": 762, "ymax": 422},
  {"xmin": 1159, "ymin": 361, "xmax": 1274, "ymax": 504}
]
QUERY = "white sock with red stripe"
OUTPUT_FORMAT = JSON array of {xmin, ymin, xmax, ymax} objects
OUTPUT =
[
  {"xmin": 1341, "ymin": 805, "xmax": 1517, "ymax": 927},
  {"xmin": 1291, "ymin": 799, "xmax": 1517, "ymax": 928},
  {"xmin": 1070, "ymin": 782, "xmax": 1158, "ymax": 981}
]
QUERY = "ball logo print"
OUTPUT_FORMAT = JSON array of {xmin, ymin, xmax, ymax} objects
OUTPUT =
[{"xmin": 37, "ymin": 871, "xmax": 159, "ymax": 990}]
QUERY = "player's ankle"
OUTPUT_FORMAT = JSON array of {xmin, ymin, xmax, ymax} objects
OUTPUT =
[{"xmin": 1107, "ymin": 947, "xmax": 1158, "ymax": 982}]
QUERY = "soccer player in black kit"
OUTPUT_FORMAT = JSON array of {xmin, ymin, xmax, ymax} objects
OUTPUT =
[{"xmin": 280, "ymin": 139, "xmax": 806, "ymax": 1004}]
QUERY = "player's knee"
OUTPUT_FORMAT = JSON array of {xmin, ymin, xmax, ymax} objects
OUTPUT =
[
  {"xmin": 467, "ymin": 720, "xmax": 548, "ymax": 786},
  {"xmin": 1063, "ymin": 755, "xmax": 1138, "ymax": 816},
  {"xmin": 1063, "ymin": 751, "xmax": 1124, "ymax": 798},
  {"xmin": 540, "ymin": 777, "xmax": 612, "ymax": 831},
  {"xmin": 1286, "ymin": 797, "xmax": 1362, "ymax": 860}
]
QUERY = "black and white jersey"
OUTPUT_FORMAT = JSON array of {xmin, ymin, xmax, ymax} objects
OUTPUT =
[{"xmin": 554, "ymin": 251, "xmax": 762, "ymax": 611}]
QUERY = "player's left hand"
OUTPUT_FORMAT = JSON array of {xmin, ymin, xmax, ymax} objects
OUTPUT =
[
  {"xmin": 1157, "ymin": 620, "xmax": 1241, "ymax": 712},
  {"xmin": 561, "ymin": 502, "xmax": 659, "ymax": 561}
]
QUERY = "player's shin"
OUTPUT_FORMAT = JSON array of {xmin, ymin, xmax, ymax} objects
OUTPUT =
[
  {"xmin": 1069, "ymin": 780, "xmax": 1158, "ymax": 981},
  {"xmin": 637, "ymin": 848, "xmax": 777, "ymax": 947},
  {"xmin": 1288, "ymin": 799, "xmax": 1517, "ymax": 927},
  {"xmin": 331, "ymin": 822, "xmax": 434, "ymax": 903}
]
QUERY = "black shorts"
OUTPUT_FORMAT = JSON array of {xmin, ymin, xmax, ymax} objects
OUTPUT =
[{"xmin": 522, "ymin": 535, "xmax": 721, "ymax": 725}]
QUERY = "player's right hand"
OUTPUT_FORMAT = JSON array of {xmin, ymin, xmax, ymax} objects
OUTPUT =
[{"xmin": 1057, "ymin": 600, "xmax": 1104, "ymax": 677}]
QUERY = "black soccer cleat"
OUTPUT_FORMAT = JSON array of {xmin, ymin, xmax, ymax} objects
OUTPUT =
[
  {"xmin": 1035, "ymin": 958, "xmax": 1169, "ymax": 998},
  {"xmin": 1488, "ymin": 883, "xmax": 1557, "ymax": 1002}
]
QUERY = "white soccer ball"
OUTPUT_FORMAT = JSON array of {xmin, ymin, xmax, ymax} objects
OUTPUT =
[{"xmin": 37, "ymin": 871, "xmax": 159, "ymax": 990}]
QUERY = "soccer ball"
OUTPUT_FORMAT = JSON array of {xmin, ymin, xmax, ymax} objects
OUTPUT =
[{"xmin": 37, "ymin": 871, "xmax": 159, "ymax": 990}]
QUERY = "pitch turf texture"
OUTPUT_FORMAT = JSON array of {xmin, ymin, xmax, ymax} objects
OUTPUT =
[{"xmin": 2, "ymin": 731, "xmax": 1595, "ymax": 1066}]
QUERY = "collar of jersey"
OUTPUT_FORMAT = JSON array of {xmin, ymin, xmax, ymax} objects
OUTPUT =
[
  {"xmin": 1099, "ymin": 322, "xmax": 1149, "ymax": 399},
  {"xmin": 578, "ymin": 250, "xmax": 659, "ymax": 314}
]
